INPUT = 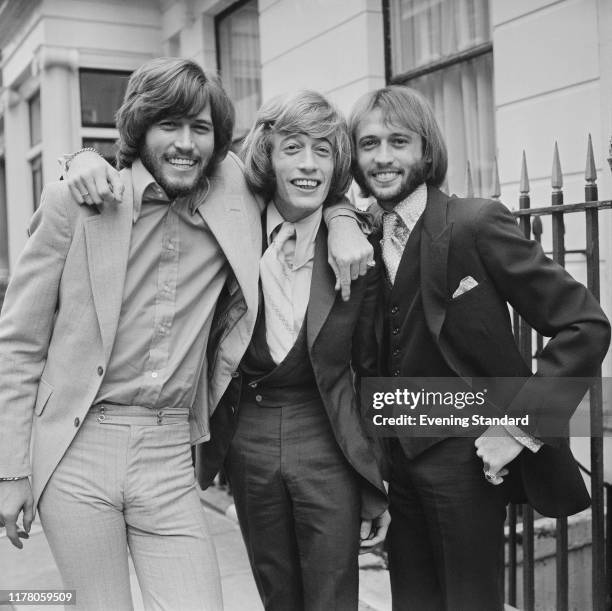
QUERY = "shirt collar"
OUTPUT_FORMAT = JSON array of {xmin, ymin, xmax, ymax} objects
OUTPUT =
[
  {"xmin": 392, "ymin": 183, "xmax": 427, "ymax": 232},
  {"xmin": 131, "ymin": 159, "xmax": 170, "ymax": 223},
  {"xmin": 266, "ymin": 202, "xmax": 323, "ymax": 270}
]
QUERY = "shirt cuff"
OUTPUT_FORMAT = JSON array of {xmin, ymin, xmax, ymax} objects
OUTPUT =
[{"xmin": 503, "ymin": 424, "xmax": 543, "ymax": 453}]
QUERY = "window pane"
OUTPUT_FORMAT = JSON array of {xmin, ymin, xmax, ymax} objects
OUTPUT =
[
  {"xmin": 31, "ymin": 155, "xmax": 43, "ymax": 210},
  {"xmin": 0, "ymin": 155, "xmax": 8, "ymax": 281},
  {"xmin": 82, "ymin": 138, "xmax": 118, "ymax": 168},
  {"xmin": 29, "ymin": 92, "xmax": 41, "ymax": 147},
  {"xmin": 216, "ymin": 0, "xmax": 262, "ymax": 138},
  {"xmin": 388, "ymin": 0, "xmax": 495, "ymax": 197},
  {"xmin": 390, "ymin": 0, "xmax": 491, "ymax": 75},
  {"xmin": 409, "ymin": 52, "xmax": 495, "ymax": 197},
  {"xmin": 80, "ymin": 70, "xmax": 131, "ymax": 128}
]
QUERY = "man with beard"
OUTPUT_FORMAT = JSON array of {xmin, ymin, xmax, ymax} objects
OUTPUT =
[
  {"xmin": 0, "ymin": 58, "xmax": 369, "ymax": 611},
  {"xmin": 348, "ymin": 85, "xmax": 610, "ymax": 610}
]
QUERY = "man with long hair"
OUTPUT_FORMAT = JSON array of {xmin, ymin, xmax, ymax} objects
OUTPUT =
[
  {"xmin": 200, "ymin": 90, "xmax": 387, "ymax": 610},
  {"xmin": 0, "ymin": 57, "xmax": 232, "ymax": 610},
  {"xmin": 348, "ymin": 85, "xmax": 610, "ymax": 610}
]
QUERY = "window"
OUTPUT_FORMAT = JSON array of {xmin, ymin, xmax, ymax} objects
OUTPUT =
[
  {"xmin": 27, "ymin": 93, "xmax": 43, "ymax": 207},
  {"xmin": 80, "ymin": 69, "xmax": 131, "ymax": 128},
  {"xmin": 216, "ymin": 0, "xmax": 262, "ymax": 141},
  {"xmin": 0, "ymin": 116, "xmax": 8, "ymax": 283},
  {"xmin": 80, "ymin": 69, "xmax": 131, "ymax": 168},
  {"xmin": 30, "ymin": 155, "xmax": 43, "ymax": 209},
  {"xmin": 386, "ymin": 0, "xmax": 495, "ymax": 197},
  {"xmin": 28, "ymin": 92, "xmax": 41, "ymax": 147}
]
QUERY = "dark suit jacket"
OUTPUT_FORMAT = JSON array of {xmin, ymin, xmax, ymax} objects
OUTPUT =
[
  {"xmin": 197, "ymin": 223, "xmax": 387, "ymax": 520},
  {"xmin": 373, "ymin": 186, "xmax": 610, "ymax": 517}
]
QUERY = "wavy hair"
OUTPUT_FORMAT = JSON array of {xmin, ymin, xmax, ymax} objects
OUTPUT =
[
  {"xmin": 348, "ymin": 85, "xmax": 448, "ymax": 194},
  {"xmin": 115, "ymin": 57, "xmax": 234, "ymax": 174},
  {"xmin": 241, "ymin": 90, "xmax": 351, "ymax": 205}
]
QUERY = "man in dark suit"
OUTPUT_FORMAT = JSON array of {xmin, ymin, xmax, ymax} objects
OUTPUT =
[
  {"xmin": 348, "ymin": 85, "xmax": 610, "ymax": 610},
  {"xmin": 200, "ymin": 90, "xmax": 387, "ymax": 611}
]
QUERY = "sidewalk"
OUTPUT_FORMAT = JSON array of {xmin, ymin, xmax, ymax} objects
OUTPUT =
[{"xmin": 0, "ymin": 486, "xmax": 391, "ymax": 611}]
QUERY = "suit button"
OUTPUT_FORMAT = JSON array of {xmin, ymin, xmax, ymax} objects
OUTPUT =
[
  {"xmin": 74, "ymin": 417, "xmax": 80, "ymax": 427},
  {"xmin": 392, "ymin": 327, "xmax": 400, "ymax": 335},
  {"xmin": 229, "ymin": 405, "xmax": 236, "ymax": 414},
  {"xmin": 231, "ymin": 371, "xmax": 240, "ymax": 378},
  {"xmin": 249, "ymin": 381, "xmax": 257, "ymax": 388},
  {"xmin": 97, "ymin": 366, "xmax": 104, "ymax": 376},
  {"xmin": 391, "ymin": 305, "xmax": 399, "ymax": 314},
  {"xmin": 393, "ymin": 348, "xmax": 401, "ymax": 357},
  {"xmin": 255, "ymin": 394, "xmax": 262, "ymax": 402}
]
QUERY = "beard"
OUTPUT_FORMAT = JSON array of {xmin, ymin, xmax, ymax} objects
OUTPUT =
[
  {"xmin": 140, "ymin": 145, "xmax": 210, "ymax": 199},
  {"xmin": 359, "ymin": 159, "xmax": 428, "ymax": 209}
]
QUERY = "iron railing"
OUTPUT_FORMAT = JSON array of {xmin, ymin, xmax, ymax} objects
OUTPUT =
[{"xmin": 463, "ymin": 135, "xmax": 611, "ymax": 611}]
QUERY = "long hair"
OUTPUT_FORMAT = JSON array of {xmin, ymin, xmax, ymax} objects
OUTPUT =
[
  {"xmin": 348, "ymin": 85, "xmax": 448, "ymax": 194},
  {"xmin": 241, "ymin": 90, "xmax": 351, "ymax": 205},
  {"xmin": 115, "ymin": 57, "xmax": 234, "ymax": 174}
]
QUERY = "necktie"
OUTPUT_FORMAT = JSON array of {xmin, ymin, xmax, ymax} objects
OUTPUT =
[
  {"xmin": 260, "ymin": 222, "xmax": 297, "ymax": 363},
  {"xmin": 382, "ymin": 212, "xmax": 409, "ymax": 285}
]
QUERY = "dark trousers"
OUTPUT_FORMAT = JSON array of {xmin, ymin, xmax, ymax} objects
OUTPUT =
[
  {"xmin": 226, "ymin": 399, "xmax": 361, "ymax": 611},
  {"xmin": 386, "ymin": 437, "xmax": 507, "ymax": 611}
]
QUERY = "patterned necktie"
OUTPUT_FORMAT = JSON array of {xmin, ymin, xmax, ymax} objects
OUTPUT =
[
  {"xmin": 260, "ymin": 222, "xmax": 297, "ymax": 363},
  {"xmin": 382, "ymin": 212, "xmax": 409, "ymax": 285}
]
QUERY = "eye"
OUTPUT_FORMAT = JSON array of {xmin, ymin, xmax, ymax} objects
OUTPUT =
[
  {"xmin": 391, "ymin": 135, "xmax": 411, "ymax": 147},
  {"xmin": 359, "ymin": 137, "xmax": 378, "ymax": 150},
  {"xmin": 193, "ymin": 123, "xmax": 211, "ymax": 134},
  {"xmin": 316, "ymin": 144, "xmax": 332, "ymax": 157},
  {"xmin": 283, "ymin": 142, "xmax": 301, "ymax": 153},
  {"xmin": 158, "ymin": 120, "xmax": 177, "ymax": 130}
]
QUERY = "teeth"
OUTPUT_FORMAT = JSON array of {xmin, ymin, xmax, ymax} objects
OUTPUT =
[
  {"xmin": 168, "ymin": 158, "xmax": 196, "ymax": 167},
  {"xmin": 373, "ymin": 172, "xmax": 399, "ymax": 181},
  {"xmin": 292, "ymin": 179, "xmax": 319, "ymax": 188}
]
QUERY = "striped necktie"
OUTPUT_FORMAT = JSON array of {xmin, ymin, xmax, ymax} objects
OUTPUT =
[
  {"xmin": 381, "ymin": 212, "xmax": 409, "ymax": 285},
  {"xmin": 259, "ymin": 222, "xmax": 297, "ymax": 363}
]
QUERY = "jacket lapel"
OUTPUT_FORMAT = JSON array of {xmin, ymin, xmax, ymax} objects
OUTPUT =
[
  {"xmin": 420, "ymin": 186, "xmax": 452, "ymax": 342},
  {"xmin": 307, "ymin": 225, "xmax": 336, "ymax": 348},
  {"xmin": 198, "ymin": 174, "xmax": 261, "ymax": 316},
  {"xmin": 83, "ymin": 168, "xmax": 134, "ymax": 363}
]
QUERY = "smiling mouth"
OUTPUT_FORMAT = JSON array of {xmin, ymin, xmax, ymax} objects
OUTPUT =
[
  {"xmin": 370, "ymin": 170, "xmax": 402, "ymax": 184},
  {"xmin": 291, "ymin": 178, "xmax": 321, "ymax": 190},
  {"xmin": 167, "ymin": 157, "xmax": 198, "ymax": 169}
]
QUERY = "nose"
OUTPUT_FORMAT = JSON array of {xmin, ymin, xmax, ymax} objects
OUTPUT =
[
  {"xmin": 298, "ymin": 146, "xmax": 317, "ymax": 172},
  {"xmin": 374, "ymin": 141, "xmax": 393, "ymax": 165},
  {"xmin": 175, "ymin": 125, "xmax": 194, "ymax": 152}
]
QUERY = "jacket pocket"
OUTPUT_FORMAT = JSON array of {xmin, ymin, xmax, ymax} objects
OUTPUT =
[{"xmin": 34, "ymin": 378, "xmax": 54, "ymax": 416}]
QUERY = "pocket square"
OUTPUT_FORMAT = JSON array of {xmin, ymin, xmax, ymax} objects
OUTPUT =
[{"xmin": 452, "ymin": 276, "xmax": 479, "ymax": 299}]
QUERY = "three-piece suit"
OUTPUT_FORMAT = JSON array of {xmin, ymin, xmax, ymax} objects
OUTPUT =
[{"xmin": 372, "ymin": 186, "xmax": 610, "ymax": 610}]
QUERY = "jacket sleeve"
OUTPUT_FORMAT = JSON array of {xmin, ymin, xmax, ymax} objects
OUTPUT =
[
  {"xmin": 474, "ymin": 200, "xmax": 610, "ymax": 438},
  {"xmin": 0, "ymin": 182, "xmax": 73, "ymax": 476}
]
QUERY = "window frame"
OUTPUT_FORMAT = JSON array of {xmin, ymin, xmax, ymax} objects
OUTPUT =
[
  {"xmin": 382, "ymin": 0, "xmax": 493, "ymax": 85},
  {"xmin": 79, "ymin": 68, "xmax": 132, "ymax": 129}
]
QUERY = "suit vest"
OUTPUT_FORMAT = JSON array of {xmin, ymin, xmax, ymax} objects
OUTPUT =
[{"xmin": 383, "ymin": 218, "xmax": 455, "ymax": 458}]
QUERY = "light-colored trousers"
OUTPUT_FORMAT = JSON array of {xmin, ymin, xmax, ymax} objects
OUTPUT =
[{"xmin": 38, "ymin": 405, "xmax": 223, "ymax": 611}]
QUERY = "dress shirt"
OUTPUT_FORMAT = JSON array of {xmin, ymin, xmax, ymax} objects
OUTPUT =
[
  {"xmin": 95, "ymin": 159, "xmax": 227, "ymax": 409},
  {"xmin": 264, "ymin": 202, "xmax": 322, "ymax": 359}
]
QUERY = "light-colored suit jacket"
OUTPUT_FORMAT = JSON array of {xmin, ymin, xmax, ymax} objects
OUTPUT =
[{"xmin": 0, "ymin": 152, "xmax": 261, "ymax": 506}]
